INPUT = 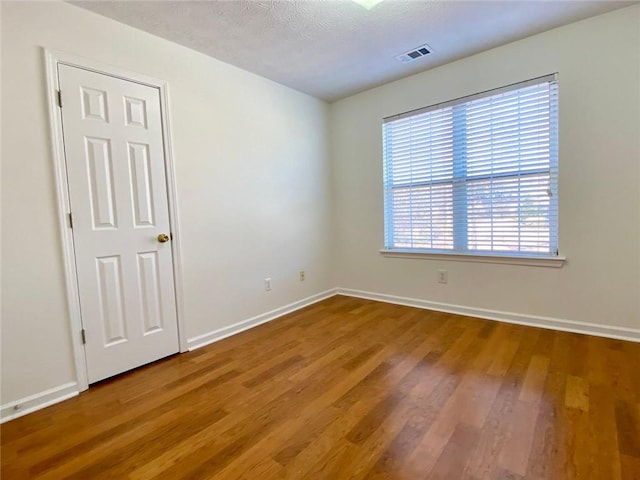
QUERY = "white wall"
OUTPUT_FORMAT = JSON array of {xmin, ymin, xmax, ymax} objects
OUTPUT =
[
  {"xmin": 1, "ymin": 1, "xmax": 333, "ymax": 405},
  {"xmin": 330, "ymin": 6, "xmax": 640, "ymax": 331}
]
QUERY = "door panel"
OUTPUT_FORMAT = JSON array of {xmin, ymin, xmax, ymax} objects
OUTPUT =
[
  {"xmin": 85, "ymin": 137, "xmax": 117, "ymax": 229},
  {"xmin": 128, "ymin": 142, "xmax": 155, "ymax": 227},
  {"xmin": 96, "ymin": 255, "xmax": 127, "ymax": 345},
  {"xmin": 137, "ymin": 251, "xmax": 164, "ymax": 334},
  {"xmin": 58, "ymin": 64, "xmax": 179, "ymax": 383}
]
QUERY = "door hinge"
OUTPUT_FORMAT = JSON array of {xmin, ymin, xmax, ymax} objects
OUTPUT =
[
  {"xmin": 81, "ymin": 329, "xmax": 86, "ymax": 345},
  {"xmin": 68, "ymin": 213, "xmax": 74, "ymax": 229},
  {"xmin": 57, "ymin": 90, "xmax": 63, "ymax": 108}
]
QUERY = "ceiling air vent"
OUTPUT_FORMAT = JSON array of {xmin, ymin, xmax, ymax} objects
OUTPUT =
[{"xmin": 395, "ymin": 44, "xmax": 433, "ymax": 63}]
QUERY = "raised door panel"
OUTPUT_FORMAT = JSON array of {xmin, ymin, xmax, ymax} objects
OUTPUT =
[
  {"xmin": 85, "ymin": 137, "xmax": 117, "ymax": 229},
  {"xmin": 96, "ymin": 256, "xmax": 128, "ymax": 346},
  {"xmin": 128, "ymin": 142, "xmax": 155, "ymax": 227},
  {"xmin": 124, "ymin": 96, "xmax": 148, "ymax": 129},
  {"xmin": 137, "ymin": 252, "xmax": 163, "ymax": 335},
  {"xmin": 81, "ymin": 87, "xmax": 109, "ymax": 122}
]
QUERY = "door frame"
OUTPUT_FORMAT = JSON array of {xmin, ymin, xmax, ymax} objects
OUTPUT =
[{"xmin": 44, "ymin": 49, "xmax": 188, "ymax": 392}]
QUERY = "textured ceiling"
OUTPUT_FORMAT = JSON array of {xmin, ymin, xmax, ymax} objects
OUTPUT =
[{"xmin": 71, "ymin": 0, "xmax": 634, "ymax": 102}]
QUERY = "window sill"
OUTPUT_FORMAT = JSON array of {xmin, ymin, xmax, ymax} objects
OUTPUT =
[{"xmin": 379, "ymin": 249, "xmax": 566, "ymax": 268}]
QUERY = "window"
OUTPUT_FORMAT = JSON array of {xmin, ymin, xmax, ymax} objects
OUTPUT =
[{"xmin": 383, "ymin": 74, "xmax": 558, "ymax": 260}]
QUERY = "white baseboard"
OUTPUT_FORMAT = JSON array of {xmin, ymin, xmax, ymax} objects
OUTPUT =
[
  {"xmin": 1, "ymin": 382, "xmax": 79, "ymax": 423},
  {"xmin": 4, "ymin": 286, "xmax": 636, "ymax": 423},
  {"xmin": 337, "ymin": 288, "xmax": 640, "ymax": 343},
  {"xmin": 187, "ymin": 288, "xmax": 338, "ymax": 351}
]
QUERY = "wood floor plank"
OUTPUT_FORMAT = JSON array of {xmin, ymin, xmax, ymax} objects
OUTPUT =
[
  {"xmin": 429, "ymin": 423, "xmax": 481, "ymax": 479},
  {"xmin": 498, "ymin": 400, "xmax": 542, "ymax": 476},
  {"xmin": 621, "ymin": 454, "xmax": 640, "ymax": 480},
  {"xmin": 463, "ymin": 326, "xmax": 541, "ymax": 479},
  {"xmin": 616, "ymin": 400, "xmax": 640, "ymax": 458},
  {"xmin": 565, "ymin": 375, "xmax": 590, "ymax": 412},
  {"xmin": 586, "ymin": 384, "xmax": 623, "ymax": 480},
  {"xmin": 2, "ymin": 295, "xmax": 638, "ymax": 479}
]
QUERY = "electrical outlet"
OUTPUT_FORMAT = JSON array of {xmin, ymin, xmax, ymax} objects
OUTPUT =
[
  {"xmin": 437, "ymin": 270, "xmax": 448, "ymax": 284},
  {"xmin": 264, "ymin": 278, "xmax": 272, "ymax": 291},
  {"xmin": 299, "ymin": 270, "xmax": 305, "ymax": 282}
]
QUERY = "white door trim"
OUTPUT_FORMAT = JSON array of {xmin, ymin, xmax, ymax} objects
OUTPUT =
[{"xmin": 44, "ymin": 49, "xmax": 187, "ymax": 392}]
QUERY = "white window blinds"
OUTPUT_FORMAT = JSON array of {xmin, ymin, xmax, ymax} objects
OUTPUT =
[{"xmin": 383, "ymin": 74, "xmax": 558, "ymax": 257}]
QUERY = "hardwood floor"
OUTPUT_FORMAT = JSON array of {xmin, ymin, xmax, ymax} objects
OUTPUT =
[{"xmin": 2, "ymin": 295, "xmax": 639, "ymax": 479}]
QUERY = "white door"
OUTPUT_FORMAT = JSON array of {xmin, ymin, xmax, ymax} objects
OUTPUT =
[{"xmin": 58, "ymin": 64, "xmax": 179, "ymax": 384}]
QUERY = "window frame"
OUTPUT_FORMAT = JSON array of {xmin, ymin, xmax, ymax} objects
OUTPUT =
[{"xmin": 381, "ymin": 74, "xmax": 565, "ymax": 267}]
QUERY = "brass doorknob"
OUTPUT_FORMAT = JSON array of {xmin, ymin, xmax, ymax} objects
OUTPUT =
[{"xmin": 157, "ymin": 233, "xmax": 170, "ymax": 243}]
